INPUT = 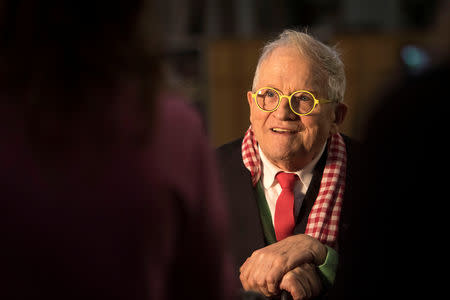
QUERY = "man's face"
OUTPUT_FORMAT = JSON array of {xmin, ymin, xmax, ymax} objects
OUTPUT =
[{"xmin": 247, "ymin": 46, "xmax": 345, "ymax": 171}]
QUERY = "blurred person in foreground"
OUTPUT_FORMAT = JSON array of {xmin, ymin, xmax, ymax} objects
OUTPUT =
[
  {"xmin": 0, "ymin": 1, "xmax": 234, "ymax": 299},
  {"xmin": 217, "ymin": 29, "xmax": 359, "ymax": 300},
  {"xmin": 330, "ymin": 1, "xmax": 450, "ymax": 299}
]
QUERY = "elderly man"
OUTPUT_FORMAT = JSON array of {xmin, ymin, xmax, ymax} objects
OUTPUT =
[{"xmin": 217, "ymin": 30, "xmax": 357, "ymax": 300}]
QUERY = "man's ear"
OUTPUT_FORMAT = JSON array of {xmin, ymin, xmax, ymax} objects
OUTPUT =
[
  {"xmin": 247, "ymin": 91, "xmax": 254, "ymax": 108},
  {"xmin": 335, "ymin": 102, "xmax": 348, "ymax": 125},
  {"xmin": 330, "ymin": 103, "xmax": 348, "ymax": 135},
  {"xmin": 247, "ymin": 91, "xmax": 255, "ymax": 124}
]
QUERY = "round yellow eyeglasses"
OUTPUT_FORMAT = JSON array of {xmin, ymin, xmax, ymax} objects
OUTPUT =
[{"xmin": 251, "ymin": 87, "xmax": 334, "ymax": 116}]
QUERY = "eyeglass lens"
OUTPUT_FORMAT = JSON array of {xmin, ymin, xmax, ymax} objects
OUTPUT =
[{"xmin": 256, "ymin": 88, "xmax": 315, "ymax": 114}]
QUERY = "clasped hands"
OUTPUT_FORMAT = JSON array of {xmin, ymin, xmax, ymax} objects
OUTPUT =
[{"xmin": 239, "ymin": 234, "xmax": 327, "ymax": 300}]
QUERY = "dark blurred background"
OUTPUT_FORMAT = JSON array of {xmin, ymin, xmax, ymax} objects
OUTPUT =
[{"xmin": 155, "ymin": 0, "xmax": 442, "ymax": 145}]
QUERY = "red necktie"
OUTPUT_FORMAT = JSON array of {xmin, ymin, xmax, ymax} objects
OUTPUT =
[{"xmin": 274, "ymin": 172, "xmax": 297, "ymax": 241}]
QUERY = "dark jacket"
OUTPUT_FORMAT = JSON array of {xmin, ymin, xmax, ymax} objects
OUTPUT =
[{"xmin": 216, "ymin": 134, "xmax": 359, "ymax": 277}]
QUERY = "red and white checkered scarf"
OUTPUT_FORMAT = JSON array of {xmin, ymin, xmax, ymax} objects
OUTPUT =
[{"xmin": 241, "ymin": 126, "xmax": 346, "ymax": 248}]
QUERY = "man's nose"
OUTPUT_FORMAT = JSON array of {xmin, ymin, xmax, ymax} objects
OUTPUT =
[{"xmin": 274, "ymin": 96, "xmax": 297, "ymax": 120}]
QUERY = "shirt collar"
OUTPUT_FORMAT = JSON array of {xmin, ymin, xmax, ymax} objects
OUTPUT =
[{"xmin": 258, "ymin": 142, "xmax": 327, "ymax": 189}]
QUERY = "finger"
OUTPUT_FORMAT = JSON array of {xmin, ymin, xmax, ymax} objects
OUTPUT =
[
  {"xmin": 241, "ymin": 252, "xmax": 272, "ymax": 296},
  {"xmin": 266, "ymin": 273, "xmax": 280, "ymax": 296},
  {"xmin": 250, "ymin": 268, "xmax": 272, "ymax": 297},
  {"xmin": 282, "ymin": 277, "xmax": 307, "ymax": 300},
  {"xmin": 280, "ymin": 268, "xmax": 309, "ymax": 300},
  {"xmin": 240, "ymin": 258, "xmax": 253, "ymax": 290},
  {"xmin": 239, "ymin": 257, "xmax": 251, "ymax": 274},
  {"xmin": 240, "ymin": 256, "xmax": 257, "ymax": 287},
  {"xmin": 265, "ymin": 255, "xmax": 289, "ymax": 294},
  {"xmin": 241, "ymin": 247, "xmax": 293, "ymax": 297},
  {"xmin": 302, "ymin": 264, "xmax": 323, "ymax": 297},
  {"xmin": 240, "ymin": 251, "xmax": 264, "ymax": 284},
  {"xmin": 241, "ymin": 259, "xmax": 270, "ymax": 296},
  {"xmin": 240, "ymin": 271, "xmax": 250, "ymax": 291}
]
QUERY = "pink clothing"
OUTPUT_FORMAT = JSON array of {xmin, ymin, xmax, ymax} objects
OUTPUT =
[{"xmin": 0, "ymin": 90, "xmax": 235, "ymax": 300}]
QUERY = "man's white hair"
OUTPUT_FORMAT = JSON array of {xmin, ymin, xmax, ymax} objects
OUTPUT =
[{"xmin": 252, "ymin": 29, "xmax": 346, "ymax": 103}]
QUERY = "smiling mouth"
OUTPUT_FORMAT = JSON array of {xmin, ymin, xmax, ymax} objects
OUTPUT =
[{"xmin": 271, "ymin": 128, "xmax": 299, "ymax": 134}]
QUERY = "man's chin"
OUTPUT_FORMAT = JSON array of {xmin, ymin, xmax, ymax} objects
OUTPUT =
[
  {"xmin": 265, "ymin": 149, "xmax": 301, "ymax": 164},
  {"xmin": 263, "ymin": 145, "xmax": 312, "ymax": 169}
]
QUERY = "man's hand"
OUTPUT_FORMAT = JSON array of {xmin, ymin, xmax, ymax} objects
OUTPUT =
[
  {"xmin": 279, "ymin": 264, "xmax": 323, "ymax": 300},
  {"xmin": 239, "ymin": 234, "xmax": 327, "ymax": 297}
]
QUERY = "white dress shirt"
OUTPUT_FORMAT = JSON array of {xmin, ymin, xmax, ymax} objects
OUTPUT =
[{"xmin": 258, "ymin": 143, "xmax": 326, "ymax": 225}]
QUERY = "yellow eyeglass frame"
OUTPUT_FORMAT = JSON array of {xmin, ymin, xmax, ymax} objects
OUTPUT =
[{"xmin": 251, "ymin": 87, "xmax": 335, "ymax": 116}]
